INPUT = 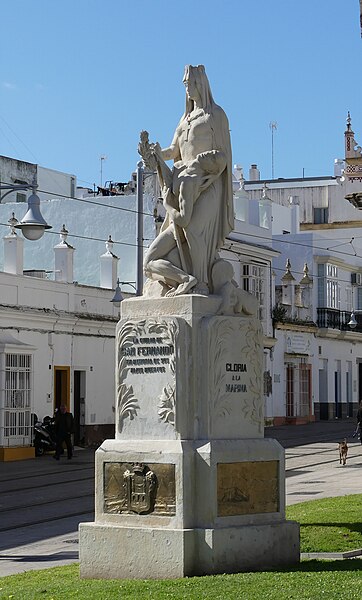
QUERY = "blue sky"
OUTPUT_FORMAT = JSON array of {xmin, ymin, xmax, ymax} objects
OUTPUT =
[{"xmin": 0, "ymin": 0, "xmax": 361, "ymax": 188}]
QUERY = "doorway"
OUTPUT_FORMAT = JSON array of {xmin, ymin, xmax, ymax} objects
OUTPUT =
[
  {"xmin": 358, "ymin": 363, "xmax": 362, "ymax": 405},
  {"xmin": 54, "ymin": 366, "xmax": 70, "ymax": 413},
  {"xmin": 74, "ymin": 371, "xmax": 86, "ymax": 446},
  {"xmin": 334, "ymin": 369, "xmax": 342, "ymax": 418},
  {"xmin": 346, "ymin": 362, "xmax": 353, "ymax": 418}
]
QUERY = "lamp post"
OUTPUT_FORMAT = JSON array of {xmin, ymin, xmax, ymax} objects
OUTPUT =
[
  {"xmin": 111, "ymin": 279, "xmax": 137, "ymax": 307},
  {"xmin": 136, "ymin": 161, "xmax": 144, "ymax": 296},
  {"xmin": 136, "ymin": 161, "xmax": 158, "ymax": 296},
  {"xmin": 0, "ymin": 182, "xmax": 51, "ymax": 240},
  {"xmin": 348, "ymin": 310, "xmax": 358, "ymax": 329},
  {"xmin": 100, "ymin": 155, "xmax": 107, "ymax": 188}
]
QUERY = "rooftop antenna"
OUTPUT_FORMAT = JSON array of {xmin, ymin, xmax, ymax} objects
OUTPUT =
[
  {"xmin": 100, "ymin": 155, "xmax": 107, "ymax": 187},
  {"xmin": 269, "ymin": 121, "xmax": 277, "ymax": 179}
]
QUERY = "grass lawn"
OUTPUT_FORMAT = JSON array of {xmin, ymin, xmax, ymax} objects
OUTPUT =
[
  {"xmin": 0, "ymin": 561, "xmax": 362, "ymax": 600},
  {"xmin": 286, "ymin": 494, "xmax": 362, "ymax": 553},
  {"xmin": 1, "ymin": 496, "xmax": 361, "ymax": 599}
]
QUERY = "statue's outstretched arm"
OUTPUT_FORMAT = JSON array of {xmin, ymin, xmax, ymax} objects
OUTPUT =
[
  {"xmin": 160, "ymin": 129, "xmax": 180, "ymax": 162},
  {"xmin": 138, "ymin": 131, "xmax": 173, "ymax": 188}
]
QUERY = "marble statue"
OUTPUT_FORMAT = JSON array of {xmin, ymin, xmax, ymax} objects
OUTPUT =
[
  {"xmin": 139, "ymin": 64, "xmax": 234, "ymax": 298},
  {"xmin": 80, "ymin": 71, "xmax": 298, "ymax": 582}
]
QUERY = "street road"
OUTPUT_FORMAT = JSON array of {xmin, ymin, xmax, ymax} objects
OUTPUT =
[{"xmin": 0, "ymin": 419, "xmax": 360, "ymax": 576}]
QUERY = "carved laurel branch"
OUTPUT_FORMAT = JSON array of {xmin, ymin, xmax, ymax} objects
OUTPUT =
[
  {"xmin": 154, "ymin": 319, "xmax": 178, "ymax": 426},
  {"xmin": 211, "ymin": 319, "xmax": 235, "ymax": 418},
  {"xmin": 158, "ymin": 383, "xmax": 175, "ymax": 426},
  {"xmin": 116, "ymin": 320, "xmax": 145, "ymax": 432},
  {"xmin": 238, "ymin": 318, "xmax": 264, "ymax": 428}
]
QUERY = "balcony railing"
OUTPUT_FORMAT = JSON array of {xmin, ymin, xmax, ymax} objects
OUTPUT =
[{"xmin": 316, "ymin": 308, "xmax": 362, "ymax": 332}]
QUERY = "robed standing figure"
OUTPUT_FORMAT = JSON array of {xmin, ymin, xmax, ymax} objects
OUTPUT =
[{"xmin": 139, "ymin": 64, "xmax": 234, "ymax": 297}]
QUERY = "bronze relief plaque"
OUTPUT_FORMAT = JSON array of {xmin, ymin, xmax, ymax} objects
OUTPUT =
[
  {"xmin": 104, "ymin": 462, "xmax": 176, "ymax": 516},
  {"xmin": 217, "ymin": 461, "xmax": 279, "ymax": 517}
]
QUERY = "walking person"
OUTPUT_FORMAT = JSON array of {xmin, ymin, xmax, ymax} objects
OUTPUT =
[
  {"xmin": 357, "ymin": 401, "xmax": 362, "ymax": 445},
  {"xmin": 53, "ymin": 404, "xmax": 74, "ymax": 460}
]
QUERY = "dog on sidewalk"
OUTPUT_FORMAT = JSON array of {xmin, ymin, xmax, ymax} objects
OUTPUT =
[{"xmin": 338, "ymin": 439, "xmax": 348, "ymax": 465}]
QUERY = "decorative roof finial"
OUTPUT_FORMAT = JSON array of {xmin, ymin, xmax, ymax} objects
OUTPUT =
[
  {"xmin": 281, "ymin": 258, "xmax": 295, "ymax": 282},
  {"xmin": 346, "ymin": 111, "xmax": 352, "ymax": 131},
  {"xmin": 8, "ymin": 212, "xmax": 19, "ymax": 235},
  {"xmin": 300, "ymin": 263, "xmax": 313, "ymax": 285},
  {"xmin": 261, "ymin": 182, "xmax": 269, "ymax": 200},
  {"xmin": 60, "ymin": 224, "xmax": 68, "ymax": 243},
  {"xmin": 103, "ymin": 234, "xmax": 118, "ymax": 259}
]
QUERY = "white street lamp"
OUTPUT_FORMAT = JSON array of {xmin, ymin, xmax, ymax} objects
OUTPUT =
[
  {"xmin": 0, "ymin": 182, "xmax": 51, "ymax": 240},
  {"xmin": 110, "ymin": 279, "xmax": 137, "ymax": 307},
  {"xmin": 348, "ymin": 310, "xmax": 358, "ymax": 329}
]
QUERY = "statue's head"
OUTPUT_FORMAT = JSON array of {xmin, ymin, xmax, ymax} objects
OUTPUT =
[{"xmin": 183, "ymin": 65, "xmax": 214, "ymax": 112}]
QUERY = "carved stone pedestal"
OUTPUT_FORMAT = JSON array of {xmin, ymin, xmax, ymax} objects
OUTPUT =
[{"xmin": 79, "ymin": 296, "xmax": 299, "ymax": 578}]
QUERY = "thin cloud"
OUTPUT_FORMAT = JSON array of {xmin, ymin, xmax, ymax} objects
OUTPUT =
[{"xmin": 2, "ymin": 82, "xmax": 17, "ymax": 90}]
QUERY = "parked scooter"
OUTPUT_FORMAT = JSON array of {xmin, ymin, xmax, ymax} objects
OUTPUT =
[{"xmin": 33, "ymin": 414, "xmax": 57, "ymax": 456}]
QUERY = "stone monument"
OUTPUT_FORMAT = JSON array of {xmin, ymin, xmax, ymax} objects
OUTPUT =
[{"xmin": 79, "ymin": 65, "xmax": 299, "ymax": 578}]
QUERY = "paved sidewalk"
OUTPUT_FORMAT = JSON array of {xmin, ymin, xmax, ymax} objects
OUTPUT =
[
  {"xmin": 265, "ymin": 418, "xmax": 362, "ymax": 505},
  {"xmin": 265, "ymin": 417, "xmax": 358, "ymax": 448},
  {"xmin": 0, "ymin": 447, "xmax": 95, "ymax": 576},
  {"xmin": 0, "ymin": 419, "xmax": 360, "ymax": 577}
]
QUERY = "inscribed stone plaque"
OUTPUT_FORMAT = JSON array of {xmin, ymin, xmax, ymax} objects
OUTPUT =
[
  {"xmin": 104, "ymin": 461, "xmax": 176, "ymax": 516},
  {"xmin": 116, "ymin": 318, "xmax": 180, "ymax": 439},
  {"xmin": 205, "ymin": 316, "xmax": 264, "ymax": 439},
  {"xmin": 217, "ymin": 461, "xmax": 279, "ymax": 516}
]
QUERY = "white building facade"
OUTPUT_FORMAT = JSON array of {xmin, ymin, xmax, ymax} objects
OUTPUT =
[
  {"xmin": 0, "ymin": 265, "xmax": 120, "ymax": 459},
  {"xmin": 238, "ymin": 147, "xmax": 362, "ymax": 424}
]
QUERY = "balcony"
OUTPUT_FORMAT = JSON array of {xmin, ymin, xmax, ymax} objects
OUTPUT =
[{"xmin": 316, "ymin": 308, "xmax": 362, "ymax": 332}]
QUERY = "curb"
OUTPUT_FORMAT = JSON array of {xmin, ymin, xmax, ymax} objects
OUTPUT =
[{"xmin": 301, "ymin": 549, "xmax": 362, "ymax": 560}]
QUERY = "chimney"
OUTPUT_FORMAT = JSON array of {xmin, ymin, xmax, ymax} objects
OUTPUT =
[
  {"xmin": 249, "ymin": 164, "xmax": 260, "ymax": 181},
  {"xmin": 100, "ymin": 235, "xmax": 119, "ymax": 289},
  {"xmin": 334, "ymin": 159, "xmax": 345, "ymax": 177},
  {"xmin": 54, "ymin": 225, "xmax": 75, "ymax": 283},
  {"xmin": 3, "ymin": 213, "xmax": 23, "ymax": 275}
]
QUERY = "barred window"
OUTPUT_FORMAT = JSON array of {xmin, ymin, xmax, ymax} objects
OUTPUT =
[
  {"xmin": 286, "ymin": 359, "xmax": 311, "ymax": 418},
  {"xmin": 2, "ymin": 353, "xmax": 32, "ymax": 445}
]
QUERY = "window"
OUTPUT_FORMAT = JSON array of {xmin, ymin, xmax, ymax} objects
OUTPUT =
[
  {"xmin": 313, "ymin": 207, "xmax": 329, "ymax": 224},
  {"xmin": 286, "ymin": 359, "xmax": 311, "ymax": 418},
  {"xmin": 242, "ymin": 263, "xmax": 265, "ymax": 320},
  {"xmin": 234, "ymin": 196, "xmax": 246, "ymax": 221},
  {"xmin": 326, "ymin": 264, "xmax": 339, "ymax": 309},
  {"xmin": 327, "ymin": 279, "xmax": 339, "ymax": 308},
  {"xmin": 317, "ymin": 264, "xmax": 325, "ymax": 306},
  {"xmin": 318, "ymin": 263, "xmax": 340, "ymax": 309},
  {"xmin": 326, "ymin": 264, "xmax": 338, "ymax": 278},
  {"xmin": 16, "ymin": 192, "xmax": 26, "ymax": 203},
  {"xmin": 2, "ymin": 353, "xmax": 32, "ymax": 446},
  {"xmin": 259, "ymin": 202, "xmax": 269, "ymax": 228},
  {"xmin": 357, "ymin": 287, "xmax": 362, "ymax": 310},
  {"xmin": 346, "ymin": 287, "xmax": 353, "ymax": 312}
]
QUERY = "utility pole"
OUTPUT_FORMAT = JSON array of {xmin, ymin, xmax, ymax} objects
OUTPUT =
[
  {"xmin": 269, "ymin": 121, "xmax": 277, "ymax": 179},
  {"xmin": 136, "ymin": 161, "xmax": 144, "ymax": 296},
  {"xmin": 100, "ymin": 155, "xmax": 107, "ymax": 187}
]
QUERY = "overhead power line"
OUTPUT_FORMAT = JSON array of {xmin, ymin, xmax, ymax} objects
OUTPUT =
[
  {"xmin": 0, "ymin": 179, "xmax": 156, "ymax": 219},
  {"xmin": 3, "ymin": 182, "xmax": 362, "ymax": 267}
]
